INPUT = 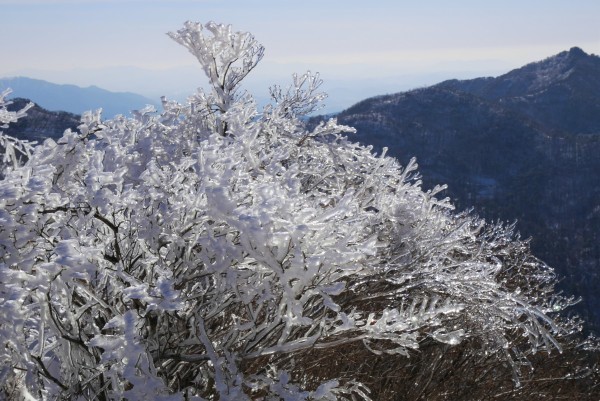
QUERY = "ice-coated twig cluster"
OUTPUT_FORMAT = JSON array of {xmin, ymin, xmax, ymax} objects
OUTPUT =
[{"xmin": 0, "ymin": 90, "xmax": 35, "ymax": 175}]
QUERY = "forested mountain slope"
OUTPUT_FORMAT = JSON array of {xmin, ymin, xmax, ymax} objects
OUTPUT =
[
  {"xmin": 319, "ymin": 47, "xmax": 600, "ymax": 331},
  {"xmin": 3, "ymin": 97, "xmax": 80, "ymax": 143}
]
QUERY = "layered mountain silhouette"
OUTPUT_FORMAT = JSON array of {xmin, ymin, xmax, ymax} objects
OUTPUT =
[
  {"xmin": 317, "ymin": 47, "xmax": 600, "ymax": 331},
  {"xmin": 0, "ymin": 77, "xmax": 159, "ymax": 119}
]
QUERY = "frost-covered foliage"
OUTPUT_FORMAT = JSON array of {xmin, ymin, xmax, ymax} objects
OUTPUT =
[
  {"xmin": 0, "ymin": 21, "xmax": 594, "ymax": 400},
  {"xmin": 0, "ymin": 90, "xmax": 35, "ymax": 177}
]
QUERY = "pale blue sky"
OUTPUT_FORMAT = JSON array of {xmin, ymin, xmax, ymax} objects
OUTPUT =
[{"xmin": 2, "ymin": 0, "xmax": 599, "ymax": 112}]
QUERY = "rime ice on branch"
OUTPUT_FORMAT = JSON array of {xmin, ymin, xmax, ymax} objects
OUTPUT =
[
  {"xmin": 0, "ymin": 89, "xmax": 35, "ymax": 175},
  {"xmin": 0, "ymin": 21, "xmax": 595, "ymax": 401}
]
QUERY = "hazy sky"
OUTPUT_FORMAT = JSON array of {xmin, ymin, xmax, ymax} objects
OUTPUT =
[{"xmin": 2, "ymin": 0, "xmax": 599, "ymax": 112}]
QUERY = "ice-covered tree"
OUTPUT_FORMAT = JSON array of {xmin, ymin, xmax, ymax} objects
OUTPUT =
[{"xmin": 0, "ymin": 21, "xmax": 598, "ymax": 400}]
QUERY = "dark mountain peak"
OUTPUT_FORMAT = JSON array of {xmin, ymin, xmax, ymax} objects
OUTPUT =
[
  {"xmin": 428, "ymin": 48, "xmax": 600, "ymax": 133},
  {"xmin": 532, "ymin": 46, "xmax": 591, "ymax": 69},
  {"xmin": 5, "ymin": 97, "xmax": 33, "ymax": 110},
  {"xmin": 501, "ymin": 46, "xmax": 599, "ymax": 90},
  {"xmin": 434, "ymin": 48, "xmax": 599, "ymax": 101},
  {"xmin": 544, "ymin": 46, "xmax": 589, "ymax": 63},
  {"xmin": 488, "ymin": 53, "xmax": 570, "ymax": 95},
  {"xmin": 3, "ymin": 97, "xmax": 80, "ymax": 142},
  {"xmin": 567, "ymin": 46, "xmax": 587, "ymax": 58}
]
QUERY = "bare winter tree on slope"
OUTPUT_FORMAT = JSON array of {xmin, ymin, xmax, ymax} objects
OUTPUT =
[{"xmin": 1, "ymin": 21, "xmax": 598, "ymax": 400}]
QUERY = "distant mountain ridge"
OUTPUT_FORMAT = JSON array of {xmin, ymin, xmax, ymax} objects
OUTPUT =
[
  {"xmin": 0, "ymin": 77, "xmax": 160, "ymax": 119},
  {"xmin": 315, "ymin": 47, "xmax": 600, "ymax": 332},
  {"xmin": 435, "ymin": 47, "xmax": 600, "ymax": 134}
]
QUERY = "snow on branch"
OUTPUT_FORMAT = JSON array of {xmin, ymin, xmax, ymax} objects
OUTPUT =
[{"xmin": 0, "ymin": 89, "xmax": 35, "ymax": 174}]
